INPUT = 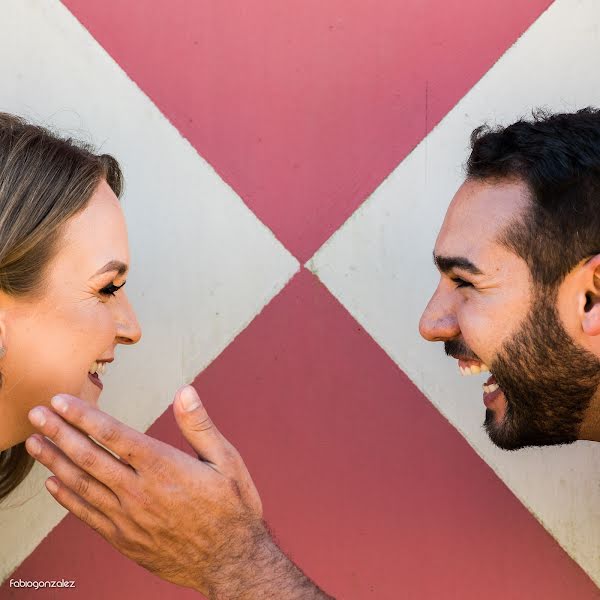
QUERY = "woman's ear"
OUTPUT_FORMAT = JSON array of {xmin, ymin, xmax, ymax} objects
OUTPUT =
[
  {"xmin": 581, "ymin": 255, "xmax": 600, "ymax": 336},
  {"xmin": 0, "ymin": 292, "xmax": 11, "ymax": 356}
]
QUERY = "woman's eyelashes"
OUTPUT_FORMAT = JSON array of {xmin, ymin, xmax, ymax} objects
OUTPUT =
[{"xmin": 99, "ymin": 281, "xmax": 126, "ymax": 297}]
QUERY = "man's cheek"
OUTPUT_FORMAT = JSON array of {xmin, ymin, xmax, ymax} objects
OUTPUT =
[{"xmin": 459, "ymin": 318, "xmax": 494, "ymax": 356}]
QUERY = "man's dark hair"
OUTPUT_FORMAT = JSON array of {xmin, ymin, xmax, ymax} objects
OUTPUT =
[{"xmin": 466, "ymin": 107, "xmax": 600, "ymax": 288}]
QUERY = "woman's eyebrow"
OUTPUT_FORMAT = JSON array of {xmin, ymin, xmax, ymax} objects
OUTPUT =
[{"xmin": 93, "ymin": 260, "xmax": 129, "ymax": 277}]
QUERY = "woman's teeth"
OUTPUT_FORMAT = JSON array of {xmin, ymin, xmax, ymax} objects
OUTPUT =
[
  {"xmin": 89, "ymin": 361, "xmax": 107, "ymax": 376},
  {"xmin": 459, "ymin": 363, "xmax": 490, "ymax": 376}
]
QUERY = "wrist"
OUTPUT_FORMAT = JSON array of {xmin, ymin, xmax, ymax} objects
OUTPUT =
[
  {"xmin": 205, "ymin": 520, "xmax": 332, "ymax": 600},
  {"xmin": 196, "ymin": 517, "xmax": 273, "ymax": 597}
]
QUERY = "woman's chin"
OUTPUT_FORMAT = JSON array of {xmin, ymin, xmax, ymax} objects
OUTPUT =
[{"xmin": 81, "ymin": 373, "xmax": 104, "ymax": 406}]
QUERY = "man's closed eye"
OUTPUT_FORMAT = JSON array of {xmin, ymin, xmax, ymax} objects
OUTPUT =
[{"xmin": 452, "ymin": 277, "xmax": 472, "ymax": 289}]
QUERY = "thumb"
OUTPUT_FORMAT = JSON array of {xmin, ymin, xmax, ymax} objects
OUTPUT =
[{"xmin": 173, "ymin": 385, "xmax": 224, "ymax": 464}]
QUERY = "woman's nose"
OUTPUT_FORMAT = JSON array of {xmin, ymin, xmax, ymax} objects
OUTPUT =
[
  {"xmin": 115, "ymin": 291, "xmax": 142, "ymax": 345},
  {"xmin": 419, "ymin": 292, "xmax": 459, "ymax": 342}
]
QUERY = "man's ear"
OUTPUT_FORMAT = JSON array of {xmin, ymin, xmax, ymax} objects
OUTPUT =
[{"xmin": 581, "ymin": 255, "xmax": 600, "ymax": 336}]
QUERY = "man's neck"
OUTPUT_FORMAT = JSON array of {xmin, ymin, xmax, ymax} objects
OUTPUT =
[{"xmin": 579, "ymin": 392, "xmax": 600, "ymax": 442}]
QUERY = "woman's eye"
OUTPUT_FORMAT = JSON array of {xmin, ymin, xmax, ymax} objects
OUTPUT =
[{"xmin": 99, "ymin": 281, "xmax": 126, "ymax": 297}]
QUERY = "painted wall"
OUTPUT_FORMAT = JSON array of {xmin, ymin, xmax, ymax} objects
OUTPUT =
[{"xmin": 1, "ymin": 0, "xmax": 600, "ymax": 598}]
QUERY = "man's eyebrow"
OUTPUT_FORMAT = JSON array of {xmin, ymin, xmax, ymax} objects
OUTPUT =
[
  {"xmin": 433, "ymin": 253, "xmax": 483, "ymax": 276},
  {"xmin": 93, "ymin": 260, "xmax": 129, "ymax": 277}
]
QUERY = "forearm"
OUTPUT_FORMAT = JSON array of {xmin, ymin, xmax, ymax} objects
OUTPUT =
[{"xmin": 205, "ymin": 522, "xmax": 335, "ymax": 600}]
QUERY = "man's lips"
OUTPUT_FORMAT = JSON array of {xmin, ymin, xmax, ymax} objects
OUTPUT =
[
  {"xmin": 452, "ymin": 356, "xmax": 503, "ymax": 408},
  {"xmin": 482, "ymin": 374, "xmax": 502, "ymax": 408}
]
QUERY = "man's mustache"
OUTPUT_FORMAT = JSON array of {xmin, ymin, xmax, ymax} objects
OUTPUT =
[{"xmin": 444, "ymin": 339, "xmax": 480, "ymax": 361}]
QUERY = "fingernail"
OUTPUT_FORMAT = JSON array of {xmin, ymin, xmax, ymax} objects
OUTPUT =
[
  {"xmin": 46, "ymin": 478, "xmax": 58, "ymax": 494},
  {"xmin": 51, "ymin": 395, "xmax": 68, "ymax": 414},
  {"xmin": 26, "ymin": 436, "xmax": 41, "ymax": 456},
  {"xmin": 29, "ymin": 408, "xmax": 46, "ymax": 428},
  {"xmin": 180, "ymin": 386, "xmax": 201, "ymax": 412}
]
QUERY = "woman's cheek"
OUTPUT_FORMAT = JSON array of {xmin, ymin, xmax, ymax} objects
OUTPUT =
[
  {"xmin": 92, "ymin": 304, "xmax": 118, "ymax": 346},
  {"xmin": 40, "ymin": 305, "xmax": 110, "ymax": 392},
  {"xmin": 77, "ymin": 300, "xmax": 114, "ymax": 342}
]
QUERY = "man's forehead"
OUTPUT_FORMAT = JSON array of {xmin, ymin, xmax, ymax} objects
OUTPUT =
[{"xmin": 435, "ymin": 178, "xmax": 529, "ymax": 261}]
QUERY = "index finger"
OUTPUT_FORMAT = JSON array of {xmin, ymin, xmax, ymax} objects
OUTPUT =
[{"xmin": 49, "ymin": 394, "xmax": 153, "ymax": 471}]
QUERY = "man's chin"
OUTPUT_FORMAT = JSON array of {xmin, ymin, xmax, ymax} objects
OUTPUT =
[
  {"xmin": 484, "ymin": 408, "xmax": 579, "ymax": 451},
  {"xmin": 482, "ymin": 390, "xmax": 524, "ymax": 450},
  {"xmin": 484, "ymin": 409, "xmax": 528, "ymax": 451}
]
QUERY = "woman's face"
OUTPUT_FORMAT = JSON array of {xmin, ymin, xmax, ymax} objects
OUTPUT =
[{"xmin": 0, "ymin": 180, "xmax": 141, "ymax": 450}]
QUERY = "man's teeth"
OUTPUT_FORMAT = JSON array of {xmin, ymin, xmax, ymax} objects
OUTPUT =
[
  {"xmin": 89, "ymin": 361, "xmax": 107, "ymax": 376},
  {"xmin": 459, "ymin": 363, "xmax": 490, "ymax": 376},
  {"xmin": 483, "ymin": 383, "xmax": 499, "ymax": 394}
]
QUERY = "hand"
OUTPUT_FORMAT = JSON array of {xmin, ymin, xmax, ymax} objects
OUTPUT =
[{"xmin": 24, "ymin": 386, "xmax": 267, "ymax": 594}]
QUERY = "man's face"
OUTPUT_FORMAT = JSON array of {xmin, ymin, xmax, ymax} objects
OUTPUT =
[{"xmin": 419, "ymin": 179, "xmax": 600, "ymax": 449}]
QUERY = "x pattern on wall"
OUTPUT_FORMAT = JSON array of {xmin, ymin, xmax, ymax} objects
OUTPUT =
[{"xmin": 2, "ymin": 1, "xmax": 600, "ymax": 598}]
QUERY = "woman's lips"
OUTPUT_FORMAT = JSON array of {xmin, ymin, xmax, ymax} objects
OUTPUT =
[{"xmin": 88, "ymin": 372, "xmax": 103, "ymax": 390}]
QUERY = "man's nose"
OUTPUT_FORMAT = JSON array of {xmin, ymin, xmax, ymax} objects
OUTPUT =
[
  {"xmin": 115, "ymin": 291, "xmax": 142, "ymax": 345},
  {"xmin": 419, "ymin": 290, "xmax": 459, "ymax": 342}
]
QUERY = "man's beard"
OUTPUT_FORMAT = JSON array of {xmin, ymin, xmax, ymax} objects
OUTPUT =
[{"xmin": 483, "ymin": 291, "xmax": 600, "ymax": 450}]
